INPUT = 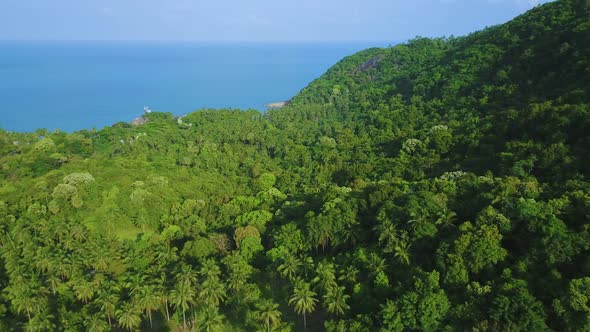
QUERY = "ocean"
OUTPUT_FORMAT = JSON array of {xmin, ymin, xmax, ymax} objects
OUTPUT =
[{"xmin": 0, "ymin": 41, "xmax": 383, "ymax": 132}]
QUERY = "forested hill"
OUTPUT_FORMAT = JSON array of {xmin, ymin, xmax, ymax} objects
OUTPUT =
[
  {"xmin": 1, "ymin": 0, "xmax": 589, "ymax": 331},
  {"xmin": 287, "ymin": 0, "xmax": 590, "ymax": 181}
]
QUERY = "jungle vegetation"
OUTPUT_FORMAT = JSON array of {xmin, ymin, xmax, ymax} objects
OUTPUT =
[{"xmin": 1, "ymin": 0, "xmax": 589, "ymax": 331}]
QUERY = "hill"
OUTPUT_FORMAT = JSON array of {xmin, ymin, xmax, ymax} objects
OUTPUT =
[{"xmin": 0, "ymin": 0, "xmax": 589, "ymax": 330}]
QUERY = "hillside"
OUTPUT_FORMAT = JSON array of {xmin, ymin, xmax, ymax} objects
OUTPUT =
[{"xmin": 1, "ymin": 0, "xmax": 589, "ymax": 331}]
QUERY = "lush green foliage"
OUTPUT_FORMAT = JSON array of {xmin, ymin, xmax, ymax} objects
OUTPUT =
[{"xmin": 1, "ymin": 0, "xmax": 590, "ymax": 330}]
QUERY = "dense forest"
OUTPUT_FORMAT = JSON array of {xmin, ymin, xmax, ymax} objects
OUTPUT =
[{"xmin": 1, "ymin": 0, "xmax": 590, "ymax": 331}]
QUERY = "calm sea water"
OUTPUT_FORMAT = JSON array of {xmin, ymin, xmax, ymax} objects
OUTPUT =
[{"xmin": 0, "ymin": 41, "xmax": 381, "ymax": 132}]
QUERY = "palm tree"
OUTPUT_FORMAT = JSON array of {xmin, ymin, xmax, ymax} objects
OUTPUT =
[
  {"xmin": 134, "ymin": 285, "xmax": 161, "ymax": 328},
  {"xmin": 85, "ymin": 313, "xmax": 110, "ymax": 332},
  {"xmin": 435, "ymin": 209, "xmax": 457, "ymax": 229},
  {"xmin": 24, "ymin": 309, "xmax": 55, "ymax": 332},
  {"xmin": 301, "ymin": 256, "xmax": 314, "ymax": 278},
  {"xmin": 51, "ymin": 221, "xmax": 68, "ymax": 243},
  {"xmin": 196, "ymin": 306, "xmax": 225, "ymax": 332},
  {"xmin": 198, "ymin": 278, "xmax": 226, "ymax": 307},
  {"xmin": 323, "ymin": 286, "xmax": 350, "ymax": 316},
  {"xmin": 69, "ymin": 224, "xmax": 88, "ymax": 242},
  {"xmin": 177, "ymin": 264, "xmax": 198, "ymax": 288},
  {"xmin": 407, "ymin": 212, "xmax": 429, "ymax": 235},
  {"xmin": 127, "ymin": 274, "xmax": 146, "ymax": 297},
  {"xmin": 277, "ymin": 255, "xmax": 301, "ymax": 281},
  {"xmin": 117, "ymin": 303, "xmax": 142, "ymax": 332},
  {"xmin": 254, "ymin": 299, "xmax": 282, "ymax": 332},
  {"xmin": 380, "ymin": 300, "xmax": 399, "ymax": 331},
  {"xmin": 91, "ymin": 250, "xmax": 110, "ymax": 272},
  {"xmin": 225, "ymin": 255, "xmax": 253, "ymax": 305},
  {"xmin": 224, "ymin": 255, "xmax": 254, "ymax": 306},
  {"xmin": 62, "ymin": 236, "xmax": 78, "ymax": 251},
  {"xmin": 199, "ymin": 259, "xmax": 222, "ymax": 281},
  {"xmin": 338, "ymin": 266, "xmax": 358, "ymax": 285},
  {"xmin": 367, "ymin": 253, "xmax": 387, "ymax": 278},
  {"xmin": 309, "ymin": 219, "xmax": 333, "ymax": 250},
  {"xmin": 227, "ymin": 272, "xmax": 246, "ymax": 304},
  {"xmin": 376, "ymin": 220, "xmax": 398, "ymax": 253},
  {"xmin": 45, "ymin": 273, "xmax": 62, "ymax": 295},
  {"xmin": 393, "ymin": 239, "xmax": 411, "ymax": 265},
  {"xmin": 336, "ymin": 218, "xmax": 360, "ymax": 248},
  {"xmin": 33, "ymin": 249, "xmax": 52, "ymax": 273},
  {"xmin": 52, "ymin": 255, "xmax": 73, "ymax": 279},
  {"xmin": 95, "ymin": 287, "xmax": 119, "ymax": 326},
  {"xmin": 288, "ymin": 282, "xmax": 317, "ymax": 330},
  {"xmin": 12, "ymin": 295, "xmax": 36, "ymax": 321},
  {"xmin": 312, "ymin": 261, "xmax": 337, "ymax": 295},
  {"xmin": 155, "ymin": 273, "xmax": 171, "ymax": 321},
  {"xmin": 169, "ymin": 280, "xmax": 195, "ymax": 330},
  {"xmin": 72, "ymin": 278, "xmax": 95, "ymax": 304},
  {"xmin": 8, "ymin": 282, "xmax": 47, "ymax": 321}
]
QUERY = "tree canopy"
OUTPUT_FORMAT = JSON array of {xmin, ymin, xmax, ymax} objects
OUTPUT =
[{"xmin": 1, "ymin": 0, "xmax": 589, "ymax": 330}]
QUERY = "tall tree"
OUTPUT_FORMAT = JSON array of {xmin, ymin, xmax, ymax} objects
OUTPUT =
[
  {"xmin": 94, "ymin": 284, "xmax": 119, "ymax": 327},
  {"xmin": 289, "ymin": 282, "xmax": 318, "ymax": 330},
  {"xmin": 254, "ymin": 299, "xmax": 282, "ymax": 332},
  {"xmin": 72, "ymin": 277, "xmax": 95, "ymax": 304},
  {"xmin": 85, "ymin": 314, "xmax": 110, "ymax": 332},
  {"xmin": 196, "ymin": 307, "xmax": 225, "ymax": 332},
  {"xmin": 134, "ymin": 285, "xmax": 161, "ymax": 328},
  {"xmin": 24, "ymin": 309, "xmax": 55, "ymax": 332},
  {"xmin": 198, "ymin": 278, "xmax": 226, "ymax": 307},
  {"xmin": 313, "ymin": 261, "xmax": 337, "ymax": 295},
  {"xmin": 116, "ymin": 303, "xmax": 142, "ymax": 332},
  {"xmin": 324, "ymin": 285, "xmax": 350, "ymax": 316},
  {"xmin": 278, "ymin": 255, "xmax": 301, "ymax": 282},
  {"xmin": 169, "ymin": 281, "xmax": 195, "ymax": 330}
]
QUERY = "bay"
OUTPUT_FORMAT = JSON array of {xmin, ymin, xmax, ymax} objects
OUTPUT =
[{"xmin": 0, "ymin": 41, "xmax": 383, "ymax": 132}]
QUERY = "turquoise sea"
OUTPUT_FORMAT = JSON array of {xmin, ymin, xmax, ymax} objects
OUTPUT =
[{"xmin": 0, "ymin": 41, "xmax": 383, "ymax": 132}]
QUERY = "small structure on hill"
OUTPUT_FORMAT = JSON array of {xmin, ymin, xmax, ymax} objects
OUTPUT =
[{"xmin": 265, "ymin": 100, "xmax": 290, "ymax": 110}]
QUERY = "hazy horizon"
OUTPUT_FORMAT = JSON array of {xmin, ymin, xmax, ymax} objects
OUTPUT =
[{"xmin": 0, "ymin": 0, "xmax": 553, "ymax": 42}]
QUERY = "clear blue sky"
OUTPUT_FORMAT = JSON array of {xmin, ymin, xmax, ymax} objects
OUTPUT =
[{"xmin": 0, "ymin": 0, "xmax": 552, "ymax": 42}]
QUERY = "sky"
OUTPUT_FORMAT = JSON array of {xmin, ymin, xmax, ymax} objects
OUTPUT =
[{"xmin": 0, "ymin": 0, "xmax": 553, "ymax": 42}]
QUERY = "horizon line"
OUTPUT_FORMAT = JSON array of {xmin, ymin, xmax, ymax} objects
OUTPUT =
[{"xmin": 0, "ymin": 38, "xmax": 404, "ymax": 45}]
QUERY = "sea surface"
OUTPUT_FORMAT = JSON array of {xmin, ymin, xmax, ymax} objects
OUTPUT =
[{"xmin": 0, "ymin": 41, "xmax": 383, "ymax": 132}]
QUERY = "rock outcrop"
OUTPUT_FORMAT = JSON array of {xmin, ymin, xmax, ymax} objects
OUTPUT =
[{"xmin": 131, "ymin": 116, "xmax": 149, "ymax": 126}]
